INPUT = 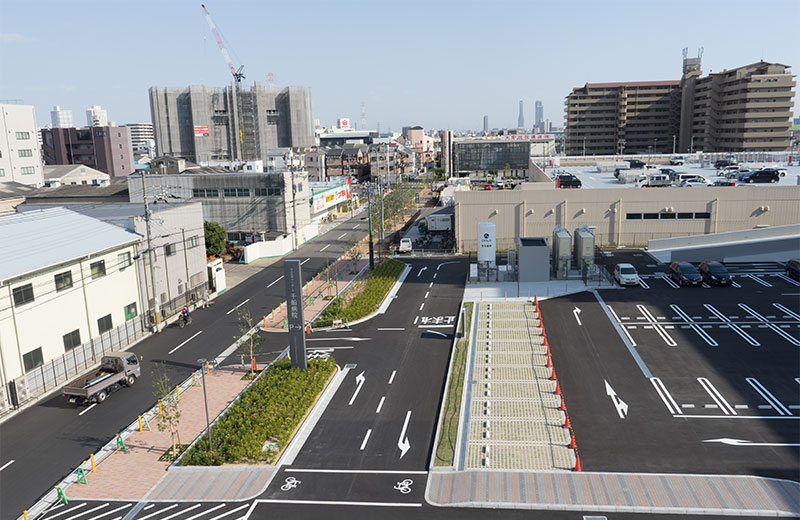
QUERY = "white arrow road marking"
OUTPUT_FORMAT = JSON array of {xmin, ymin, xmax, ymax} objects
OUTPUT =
[
  {"xmin": 604, "ymin": 380, "xmax": 628, "ymax": 418},
  {"xmin": 227, "ymin": 299, "xmax": 250, "ymax": 315},
  {"xmin": 573, "ymin": 306, "xmax": 582, "ymax": 326},
  {"xmin": 417, "ymin": 267, "xmax": 427, "ymax": 277},
  {"xmin": 436, "ymin": 261, "xmax": 459, "ymax": 270},
  {"xmin": 703, "ymin": 438, "xmax": 800, "ymax": 447},
  {"xmin": 348, "ymin": 371, "xmax": 366, "ymax": 405},
  {"xmin": 0, "ymin": 460, "xmax": 14, "ymax": 472},
  {"xmin": 267, "ymin": 276, "xmax": 284, "ymax": 288},
  {"xmin": 398, "ymin": 410, "xmax": 412, "ymax": 459},
  {"xmin": 169, "ymin": 330, "xmax": 203, "ymax": 354},
  {"xmin": 426, "ymin": 330, "xmax": 448, "ymax": 337}
]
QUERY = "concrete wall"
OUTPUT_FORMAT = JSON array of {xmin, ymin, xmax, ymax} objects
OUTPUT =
[{"xmin": 454, "ymin": 185, "xmax": 800, "ymax": 251}]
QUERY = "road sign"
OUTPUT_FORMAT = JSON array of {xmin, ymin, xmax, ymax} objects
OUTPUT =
[{"xmin": 284, "ymin": 259, "xmax": 307, "ymax": 370}]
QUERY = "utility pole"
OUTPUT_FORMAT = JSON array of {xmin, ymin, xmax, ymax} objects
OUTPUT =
[
  {"xmin": 141, "ymin": 174, "xmax": 160, "ymax": 329},
  {"xmin": 672, "ymin": 135, "xmax": 677, "ymax": 154},
  {"xmin": 181, "ymin": 228, "xmax": 191, "ymax": 297},
  {"xmin": 367, "ymin": 186, "xmax": 375, "ymax": 269}
]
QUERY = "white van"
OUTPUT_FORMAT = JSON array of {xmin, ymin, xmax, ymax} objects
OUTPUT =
[{"xmin": 614, "ymin": 263, "xmax": 640, "ymax": 286}]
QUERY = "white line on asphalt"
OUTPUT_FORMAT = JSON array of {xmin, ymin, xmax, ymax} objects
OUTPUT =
[
  {"xmin": 169, "ymin": 330, "xmax": 203, "ymax": 354},
  {"xmin": 739, "ymin": 303, "xmax": 800, "ymax": 346},
  {"xmin": 287, "ymin": 468, "xmax": 428, "ymax": 474},
  {"xmin": 377, "ymin": 327, "xmax": 405, "ymax": 331},
  {"xmin": 78, "ymin": 403, "xmax": 98, "ymax": 416},
  {"xmin": 320, "ymin": 244, "xmax": 331, "ymax": 252},
  {"xmin": 154, "ymin": 504, "xmax": 199, "ymax": 520},
  {"xmin": 773, "ymin": 302, "xmax": 800, "ymax": 322},
  {"xmin": 424, "ymin": 291, "xmax": 429, "ymax": 298},
  {"xmin": 747, "ymin": 274, "xmax": 772, "ymax": 287},
  {"xmin": 376, "ymin": 396, "xmax": 385, "ymax": 413},
  {"xmin": 638, "ymin": 278, "xmax": 650, "ymax": 289},
  {"xmin": 138, "ymin": 505, "xmax": 178, "ymax": 520},
  {"xmin": 181, "ymin": 504, "xmax": 226, "ymax": 520},
  {"xmin": 746, "ymin": 378, "xmax": 791, "ymax": 416},
  {"xmin": 207, "ymin": 504, "xmax": 250, "ymax": 520},
  {"xmin": 44, "ymin": 503, "xmax": 88, "ymax": 520},
  {"xmin": 429, "ymin": 282, "xmax": 433, "ymax": 288},
  {"xmin": 62, "ymin": 504, "xmax": 109, "ymax": 520},
  {"xmin": 637, "ymin": 304, "xmax": 677, "ymax": 346},
  {"xmin": 698, "ymin": 377, "xmax": 736, "ymax": 415},
  {"xmin": 337, "ymin": 233, "xmax": 347, "ymax": 240},
  {"xmin": 0, "ymin": 460, "xmax": 14, "ymax": 472},
  {"xmin": 388, "ymin": 370, "xmax": 396, "ymax": 384},
  {"xmin": 301, "ymin": 258, "xmax": 310, "ymax": 265},
  {"xmin": 267, "ymin": 276, "xmax": 284, "ymax": 288},
  {"xmin": 650, "ymin": 377, "xmax": 682, "ymax": 415},
  {"xmin": 608, "ymin": 305, "xmax": 636, "ymax": 346},
  {"xmin": 413, "ymin": 316, "xmax": 419, "ymax": 325},
  {"xmin": 775, "ymin": 273, "xmax": 800, "ymax": 286},
  {"xmin": 704, "ymin": 304, "xmax": 759, "ymax": 346},
  {"xmin": 353, "ymin": 225, "xmax": 359, "ymax": 229},
  {"xmin": 433, "ymin": 273, "xmax": 437, "ymax": 279},
  {"xmin": 256, "ymin": 500, "xmax": 421, "ymax": 508},
  {"xmin": 226, "ymin": 298, "xmax": 251, "ymax": 315},
  {"xmin": 360, "ymin": 429, "xmax": 372, "ymax": 450},
  {"xmin": 426, "ymin": 330, "xmax": 448, "ymax": 337},
  {"xmin": 659, "ymin": 274, "xmax": 680, "ymax": 289},
  {"xmin": 673, "ymin": 415, "xmax": 800, "ymax": 420},
  {"xmin": 670, "ymin": 304, "xmax": 718, "ymax": 346},
  {"xmin": 731, "ymin": 281, "xmax": 742, "ymax": 288},
  {"xmin": 420, "ymin": 325, "xmax": 454, "ymax": 328},
  {"xmin": 419, "ymin": 303, "xmax": 424, "ymax": 311}
]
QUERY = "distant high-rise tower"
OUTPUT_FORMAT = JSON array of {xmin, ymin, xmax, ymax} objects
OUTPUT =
[
  {"xmin": 483, "ymin": 115, "xmax": 488, "ymax": 135},
  {"xmin": 361, "ymin": 101, "xmax": 367, "ymax": 130},
  {"xmin": 51, "ymin": 106, "xmax": 73, "ymax": 128},
  {"xmin": 517, "ymin": 100, "xmax": 524, "ymax": 128},
  {"xmin": 86, "ymin": 105, "xmax": 108, "ymax": 127},
  {"xmin": 535, "ymin": 100, "xmax": 543, "ymax": 127}
]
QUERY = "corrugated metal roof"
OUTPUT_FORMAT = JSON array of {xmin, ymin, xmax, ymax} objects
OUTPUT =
[{"xmin": 0, "ymin": 207, "xmax": 142, "ymax": 282}]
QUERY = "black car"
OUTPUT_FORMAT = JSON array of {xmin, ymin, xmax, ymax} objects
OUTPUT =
[
  {"xmin": 739, "ymin": 169, "xmax": 780, "ymax": 184},
  {"xmin": 556, "ymin": 174, "xmax": 581, "ymax": 188},
  {"xmin": 714, "ymin": 159, "xmax": 737, "ymax": 169},
  {"xmin": 669, "ymin": 261, "xmax": 703, "ymax": 286},
  {"xmin": 699, "ymin": 261, "xmax": 732, "ymax": 286},
  {"xmin": 628, "ymin": 159, "xmax": 647, "ymax": 169}
]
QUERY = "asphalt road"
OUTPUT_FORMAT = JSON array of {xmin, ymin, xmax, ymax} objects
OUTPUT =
[{"xmin": 0, "ymin": 214, "xmax": 372, "ymax": 520}]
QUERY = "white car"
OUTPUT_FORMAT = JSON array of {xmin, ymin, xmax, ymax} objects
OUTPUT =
[
  {"xmin": 398, "ymin": 237, "xmax": 413, "ymax": 253},
  {"xmin": 614, "ymin": 263, "xmax": 640, "ymax": 286},
  {"xmin": 680, "ymin": 176, "xmax": 712, "ymax": 187},
  {"xmin": 717, "ymin": 165, "xmax": 739, "ymax": 177},
  {"xmin": 725, "ymin": 168, "xmax": 750, "ymax": 179}
]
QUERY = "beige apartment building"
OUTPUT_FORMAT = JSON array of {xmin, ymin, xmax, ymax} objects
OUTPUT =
[{"xmin": 564, "ymin": 81, "xmax": 681, "ymax": 156}]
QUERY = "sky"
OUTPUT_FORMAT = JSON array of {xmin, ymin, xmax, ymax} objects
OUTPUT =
[{"xmin": 1, "ymin": 0, "xmax": 798, "ymax": 132}]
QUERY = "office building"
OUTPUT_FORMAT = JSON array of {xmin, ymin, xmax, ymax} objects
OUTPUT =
[
  {"xmin": 453, "ymin": 135, "xmax": 555, "ymax": 177},
  {"xmin": 0, "ymin": 103, "xmax": 45, "ymax": 187},
  {"xmin": 441, "ymin": 130, "xmax": 454, "ymax": 175},
  {"xmin": 564, "ymin": 81, "xmax": 681, "ymax": 155},
  {"xmin": 678, "ymin": 58, "xmax": 796, "ymax": 152},
  {"xmin": 483, "ymin": 115, "xmax": 489, "ymax": 135},
  {"xmin": 149, "ymin": 83, "xmax": 314, "ymax": 165},
  {"xmin": 86, "ymin": 105, "xmax": 108, "ymax": 127},
  {"xmin": 535, "ymin": 101, "xmax": 544, "ymax": 126},
  {"xmin": 41, "ymin": 126, "xmax": 134, "ymax": 177},
  {"xmin": 50, "ymin": 106, "xmax": 73, "ymax": 128},
  {"xmin": 518, "ymin": 100, "xmax": 525, "ymax": 128},
  {"xmin": 124, "ymin": 123, "xmax": 154, "ymax": 152}
]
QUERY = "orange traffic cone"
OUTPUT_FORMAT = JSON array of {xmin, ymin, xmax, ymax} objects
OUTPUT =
[
  {"xmin": 545, "ymin": 343, "xmax": 551, "ymax": 357},
  {"xmin": 550, "ymin": 367, "xmax": 556, "ymax": 380},
  {"xmin": 574, "ymin": 454, "xmax": 581, "ymax": 472},
  {"xmin": 534, "ymin": 295, "xmax": 538, "ymax": 307},
  {"xmin": 554, "ymin": 381, "xmax": 561, "ymax": 395},
  {"xmin": 559, "ymin": 396, "xmax": 565, "ymax": 411},
  {"xmin": 564, "ymin": 413, "xmax": 571, "ymax": 429},
  {"xmin": 546, "ymin": 355, "xmax": 552, "ymax": 368},
  {"xmin": 538, "ymin": 317, "xmax": 544, "ymax": 329},
  {"xmin": 569, "ymin": 430, "xmax": 576, "ymax": 449}
]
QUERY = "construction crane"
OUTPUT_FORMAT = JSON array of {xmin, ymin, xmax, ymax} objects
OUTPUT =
[{"xmin": 201, "ymin": 4, "xmax": 244, "ymax": 84}]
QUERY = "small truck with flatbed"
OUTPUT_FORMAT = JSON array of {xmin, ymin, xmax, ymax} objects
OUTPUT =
[{"xmin": 62, "ymin": 351, "xmax": 141, "ymax": 405}]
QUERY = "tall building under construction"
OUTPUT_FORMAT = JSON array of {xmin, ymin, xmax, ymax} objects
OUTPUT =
[{"xmin": 149, "ymin": 83, "xmax": 314, "ymax": 165}]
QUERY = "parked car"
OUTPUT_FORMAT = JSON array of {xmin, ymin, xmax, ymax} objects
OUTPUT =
[
  {"xmin": 556, "ymin": 174, "xmax": 582, "ymax": 189},
  {"xmin": 725, "ymin": 168, "xmax": 750, "ymax": 179},
  {"xmin": 699, "ymin": 261, "xmax": 732, "ymax": 286},
  {"xmin": 659, "ymin": 168, "xmax": 678, "ymax": 177},
  {"xmin": 680, "ymin": 176, "xmax": 712, "ymax": 187},
  {"xmin": 398, "ymin": 237, "xmax": 413, "ymax": 253},
  {"xmin": 717, "ymin": 165, "xmax": 740, "ymax": 177},
  {"xmin": 614, "ymin": 263, "xmax": 640, "ymax": 286},
  {"xmin": 483, "ymin": 184, "xmax": 492, "ymax": 190},
  {"xmin": 739, "ymin": 169, "xmax": 780, "ymax": 183},
  {"xmin": 669, "ymin": 261, "xmax": 703, "ymax": 286},
  {"xmin": 628, "ymin": 159, "xmax": 647, "ymax": 169},
  {"xmin": 713, "ymin": 179, "xmax": 736, "ymax": 186},
  {"xmin": 669, "ymin": 157, "xmax": 685, "ymax": 166},
  {"xmin": 786, "ymin": 259, "xmax": 800, "ymax": 281},
  {"xmin": 776, "ymin": 168, "xmax": 787, "ymax": 177},
  {"xmin": 714, "ymin": 159, "xmax": 737, "ymax": 169}
]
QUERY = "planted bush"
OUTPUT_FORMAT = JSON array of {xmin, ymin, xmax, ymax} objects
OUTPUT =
[
  {"xmin": 181, "ymin": 357, "xmax": 335, "ymax": 466},
  {"xmin": 313, "ymin": 259, "xmax": 405, "ymax": 327}
]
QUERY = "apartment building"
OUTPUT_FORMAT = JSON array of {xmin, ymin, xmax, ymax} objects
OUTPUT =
[
  {"xmin": 0, "ymin": 103, "xmax": 45, "ymax": 187},
  {"xmin": 41, "ymin": 126, "xmax": 134, "ymax": 177}
]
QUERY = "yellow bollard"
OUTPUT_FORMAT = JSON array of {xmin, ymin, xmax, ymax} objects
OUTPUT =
[
  {"xmin": 206, "ymin": 361, "xmax": 210, "ymax": 374},
  {"xmin": 24, "ymin": 511, "xmax": 28, "ymax": 520},
  {"xmin": 193, "ymin": 373, "xmax": 196, "ymax": 386},
  {"xmin": 176, "ymin": 385, "xmax": 180, "ymax": 401},
  {"xmin": 272, "ymin": 308, "xmax": 275, "ymax": 320},
  {"xmin": 158, "ymin": 399, "xmax": 162, "ymax": 415},
  {"xmin": 138, "ymin": 415, "xmax": 143, "ymax": 432},
  {"xmin": 91, "ymin": 453, "xmax": 95, "ymax": 472},
  {"xmin": 263, "ymin": 316, "xmax": 266, "ymax": 328}
]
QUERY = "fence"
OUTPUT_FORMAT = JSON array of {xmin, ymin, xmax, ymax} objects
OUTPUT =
[
  {"xmin": 5, "ymin": 316, "xmax": 148, "ymax": 413},
  {"xmin": 146, "ymin": 283, "xmax": 207, "ymax": 328}
]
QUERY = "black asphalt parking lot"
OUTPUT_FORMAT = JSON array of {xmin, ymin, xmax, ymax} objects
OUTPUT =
[{"xmin": 540, "ymin": 261, "xmax": 800, "ymax": 482}]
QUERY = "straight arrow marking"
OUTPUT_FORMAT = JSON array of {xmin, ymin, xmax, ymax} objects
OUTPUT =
[
  {"xmin": 398, "ymin": 410, "xmax": 412, "ymax": 458},
  {"xmin": 348, "ymin": 371, "xmax": 366, "ymax": 406},
  {"xmin": 604, "ymin": 379, "xmax": 628, "ymax": 419},
  {"xmin": 703, "ymin": 438, "xmax": 800, "ymax": 447}
]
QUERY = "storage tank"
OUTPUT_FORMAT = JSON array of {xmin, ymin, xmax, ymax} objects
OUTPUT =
[
  {"xmin": 477, "ymin": 222, "xmax": 496, "ymax": 267},
  {"xmin": 574, "ymin": 226, "xmax": 595, "ymax": 269},
  {"xmin": 552, "ymin": 227, "xmax": 571, "ymax": 277}
]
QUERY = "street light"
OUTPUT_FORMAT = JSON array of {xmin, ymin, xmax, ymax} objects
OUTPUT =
[{"xmin": 197, "ymin": 358, "xmax": 213, "ymax": 451}]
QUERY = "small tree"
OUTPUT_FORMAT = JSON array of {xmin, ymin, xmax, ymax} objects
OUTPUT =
[
  {"xmin": 152, "ymin": 363, "xmax": 182, "ymax": 459},
  {"xmin": 235, "ymin": 305, "xmax": 264, "ymax": 376},
  {"xmin": 204, "ymin": 221, "xmax": 226, "ymax": 257},
  {"xmin": 348, "ymin": 233, "xmax": 362, "ymax": 272}
]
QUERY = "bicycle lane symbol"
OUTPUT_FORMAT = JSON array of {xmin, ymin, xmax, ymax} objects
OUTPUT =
[
  {"xmin": 281, "ymin": 476, "xmax": 301, "ymax": 491},
  {"xmin": 394, "ymin": 478, "xmax": 413, "ymax": 494}
]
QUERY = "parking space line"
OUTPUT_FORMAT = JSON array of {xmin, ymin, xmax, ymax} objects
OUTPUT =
[
  {"xmin": 698, "ymin": 378, "xmax": 736, "ymax": 415},
  {"xmin": 731, "ymin": 280, "xmax": 742, "ymax": 288},
  {"xmin": 182, "ymin": 504, "xmax": 226, "ymax": 520},
  {"xmin": 138, "ymin": 505, "xmax": 178, "ymax": 520},
  {"xmin": 650, "ymin": 377, "xmax": 682, "ymax": 415},
  {"xmin": 670, "ymin": 304, "xmax": 718, "ymax": 346},
  {"xmin": 746, "ymin": 378, "xmax": 791, "ymax": 416},
  {"xmin": 594, "ymin": 291, "xmax": 651, "ymax": 377},
  {"xmin": 774, "ymin": 302, "xmax": 800, "ymax": 322},
  {"xmin": 703, "ymin": 304, "xmax": 760, "ymax": 346},
  {"xmin": 638, "ymin": 278, "xmax": 650, "ymax": 289},
  {"xmin": 607, "ymin": 305, "xmax": 636, "ymax": 346},
  {"xmin": 738, "ymin": 303, "xmax": 800, "ymax": 346},
  {"xmin": 637, "ymin": 304, "xmax": 677, "ymax": 346},
  {"xmin": 775, "ymin": 273, "xmax": 800, "ymax": 286},
  {"xmin": 659, "ymin": 274, "xmax": 680, "ymax": 289},
  {"xmin": 746, "ymin": 274, "xmax": 772, "ymax": 287}
]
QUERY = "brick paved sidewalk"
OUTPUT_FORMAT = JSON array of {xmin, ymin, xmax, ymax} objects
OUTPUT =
[{"xmin": 66, "ymin": 366, "xmax": 256, "ymax": 501}]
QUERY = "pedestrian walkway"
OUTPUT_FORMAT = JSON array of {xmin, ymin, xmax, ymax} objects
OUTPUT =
[
  {"xmin": 426, "ymin": 470, "xmax": 800, "ymax": 517},
  {"xmin": 146, "ymin": 466, "xmax": 275, "ymax": 501},
  {"xmin": 66, "ymin": 366, "xmax": 258, "ymax": 501}
]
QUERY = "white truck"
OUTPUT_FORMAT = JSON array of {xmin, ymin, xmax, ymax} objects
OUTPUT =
[
  {"xmin": 418, "ymin": 214, "xmax": 452, "ymax": 233},
  {"xmin": 62, "ymin": 351, "xmax": 141, "ymax": 405}
]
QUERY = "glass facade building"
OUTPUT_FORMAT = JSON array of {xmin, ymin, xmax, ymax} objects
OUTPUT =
[{"xmin": 453, "ymin": 141, "xmax": 530, "ymax": 174}]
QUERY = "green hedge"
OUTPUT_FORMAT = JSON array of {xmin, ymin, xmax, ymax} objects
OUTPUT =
[
  {"xmin": 181, "ymin": 357, "xmax": 335, "ymax": 466},
  {"xmin": 313, "ymin": 259, "xmax": 405, "ymax": 328}
]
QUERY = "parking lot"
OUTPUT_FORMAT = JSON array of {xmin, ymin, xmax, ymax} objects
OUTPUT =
[{"xmin": 539, "ymin": 253, "xmax": 799, "ymax": 481}]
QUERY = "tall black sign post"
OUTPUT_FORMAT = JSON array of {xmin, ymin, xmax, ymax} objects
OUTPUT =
[{"xmin": 284, "ymin": 259, "xmax": 307, "ymax": 370}]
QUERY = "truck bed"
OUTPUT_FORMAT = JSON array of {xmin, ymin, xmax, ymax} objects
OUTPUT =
[{"xmin": 62, "ymin": 371, "xmax": 126, "ymax": 398}]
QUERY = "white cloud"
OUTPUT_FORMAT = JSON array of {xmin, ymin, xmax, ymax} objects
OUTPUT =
[{"xmin": 0, "ymin": 33, "xmax": 36, "ymax": 43}]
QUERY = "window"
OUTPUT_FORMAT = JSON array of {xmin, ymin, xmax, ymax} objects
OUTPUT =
[
  {"xmin": 660, "ymin": 213, "xmax": 676, "ymax": 219},
  {"xmin": 694, "ymin": 212, "xmax": 711, "ymax": 219},
  {"xmin": 124, "ymin": 302, "xmax": 137, "ymax": 320},
  {"xmin": 21, "ymin": 167, "xmax": 35, "ymax": 175},
  {"xmin": 677, "ymin": 212, "xmax": 694, "ymax": 219},
  {"xmin": 642, "ymin": 213, "xmax": 659, "ymax": 220},
  {"xmin": 223, "ymin": 188, "xmax": 250, "ymax": 197},
  {"xmin": 55, "ymin": 271, "xmax": 73, "ymax": 291},
  {"xmin": 0, "ymin": 168, "xmax": 4, "ymax": 177},
  {"xmin": 90, "ymin": 260, "xmax": 106, "ymax": 279},
  {"xmin": 97, "ymin": 314, "xmax": 113, "ymax": 334},
  {"xmin": 192, "ymin": 188, "xmax": 218, "ymax": 198},
  {"xmin": 18, "ymin": 149, "xmax": 33, "ymax": 158},
  {"xmin": 15, "ymin": 131, "xmax": 30, "ymax": 139},
  {"xmin": 187, "ymin": 236, "xmax": 200, "ymax": 248},
  {"xmin": 12, "ymin": 283, "xmax": 34, "ymax": 306},
  {"xmin": 255, "ymin": 187, "xmax": 281, "ymax": 196},
  {"xmin": 118, "ymin": 252, "xmax": 132, "ymax": 270},
  {"xmin": 165, "ymin": 243, "xmax": 175, "ymax": 256},
  {"xmin": 23, "ymin": 348, "xmax": 43, "ymax": 372},
  {"xmin": 63, "ymin": 329, "xmax": 81, "ymax": 351},
  {"xmin": 625, "ymin": 213, "xmax": 642, "ymax": 220}
]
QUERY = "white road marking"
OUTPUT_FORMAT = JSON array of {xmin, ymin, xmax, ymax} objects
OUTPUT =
[
  {"xmin": 169, "ymin": 330, "xmax": 203, "ymax": 354},
  {"xmin": 731, "ymin": 281, "xmax": 742, "ymax": 288},
  {"xmin": 739, "ymin": 303, "xmax": 800, "ymax": 346},
  {"xmin": 417, "ymin": 267, "xmax": 427, "ymax": 277},
  {"xmin": 638, "ymin": 278, "xmax": 650, "ymax": 289},
  {"xmin": 62, "ymin": 504, "xmax": 110, "ymax": 520},
  {"xmin": 301, "ymin": 258, "xmax": 310, "ymax": 265},
  {"xmin": 413, "ymin": 316, "xmax": 419, "ymax": 325},
  {"xmin": 85, "ymin": 504, "xmax": 132, "ymax": 520},
  {"xmin": 397, "ymin": 410, "xmax": 412, "ymax": 458},
  {"xmin": 226, "ymin": 298, "xmax": 251, "ymax": 315},
  {"xmin": 746, "ymin": 378, "xmax": 791, "ymax": 416},
  {"xmin": 637, "ymin": 304, "xmax": 676, "ymax": 346},
  {"xmin": 337, "ymin": 233, "xmax": 347, "ymax": 240},
  {"xmin": 78, "ymin": 403, "xmax": 98, "ymax": 416},
  {"xmin": 267, "ymin": 276, "xmax": 284, "ymax": 288},
  {"xmin": 773, "ymin": 302, "xmax": 800, "ymax": 322},
  {"xmin": 256, "ymin": 499, "xmax": 421, "ymax": 507},
  {"xmin": 572, "ymin": 306, "xmax": 582, "ymax": 326},
  {"xmin": 353, "ymin": 225, "xmax": 359, "ymax": 229},
  {"xmin": 426, "ymin": 330, "xmax": 448, "ymax": 337},
  {"xmin": 735, "ymin": 405, "xmax": 749, "ymax": 409},
  {"xmin": 674, "ymin": 415, "xmax": 800, "ymax": 420},
  {"xmin": 0, "ymin": 460, "xmax": 14, "ymax": 472},
  {"xmin": 433, "ymin": 273, "xmax": 437, "ymax": 279},
  {"xmin": 608, "ymin": 305, "xmax": 636, "ymax": 346},
  {"xmin": 287, "ymin": 468, "xmax": 428, "ymax": 474},
  {"xmin": 348, "ymin": 371, "xmax": 366, "ymax": 406},
  {"xmin": 320, "ymin": 244, "xmax": 331, "ymax": 252},
  {"xmin": 158, "ymin": 504, "xmax": 200, "ymax": 520},
  {"xmin": 138, "ymin": 505, "xmax": 178, "ymax": 520},
  {"xmin": 650, "ymin": 377, "xmax": 682, "ymax": 415},
  {"xmin": 388, "ymin": 370, "xmax": 396, "ymax": 384},
  {"xmin": 420, "ymin": 325, "xmax": 454, "ymax": 328},
  {"xmin": 774, "ymin": 273, "xmax": 800, "ymax": 286},
  {"xmin": 45, "ymin": 504, "xmax": 88, "ymax": 520},
  {"xmin": 181, "ymin": 504, "xmax": 226, "ymax": 520},
  {"xmin": 377, "ymin": 327, "xmax": 405, "ymax": 331},
  {"xmin": 681, "ymin": 404, "xmax": 695, "ymax": 409},
  {"xmin": 659, "ymin": 274, "xmax": 680, "ymax": 289},
  {"xmin": 704, "ymin": 304, "xmax": 760, "ymax": 346},
  {"xmin": 703, "ymin": 438, "xmax": 800, "ymax": 447},
  {"xmin": 424, "ymin": 291, "xmax": 429, "ymax": 298},
  {"xmin": 747, "ymin": 274, "xmax": 772, "ymax": 287},
  {"xmin": 437, "ymin": 261, "xmax": 459, "ymax": 270},
  {"xmin": 429, "ymin": 282, "xmax": 433, "ymax": 288},
  {"xmin": 698, "ymin": 378, "xmax": 736, "ymax": 415},
  {"xmin": 360, "ymin": 429, "xmax": 372, "ymax": 450},
  {"xmin": 207, "ymin": 504, "xmax": 250, "ymax": 520},
  {"xmin": 670, "ymin": 304, "xmax": 718, "ymax": 346},
  {"xmin": 376, "ymin": 396, "xmax": 386, "ymax": 413},
  {"xmin": 419, "ymin": 303, "xmax": 424, "ymax": 311}
]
